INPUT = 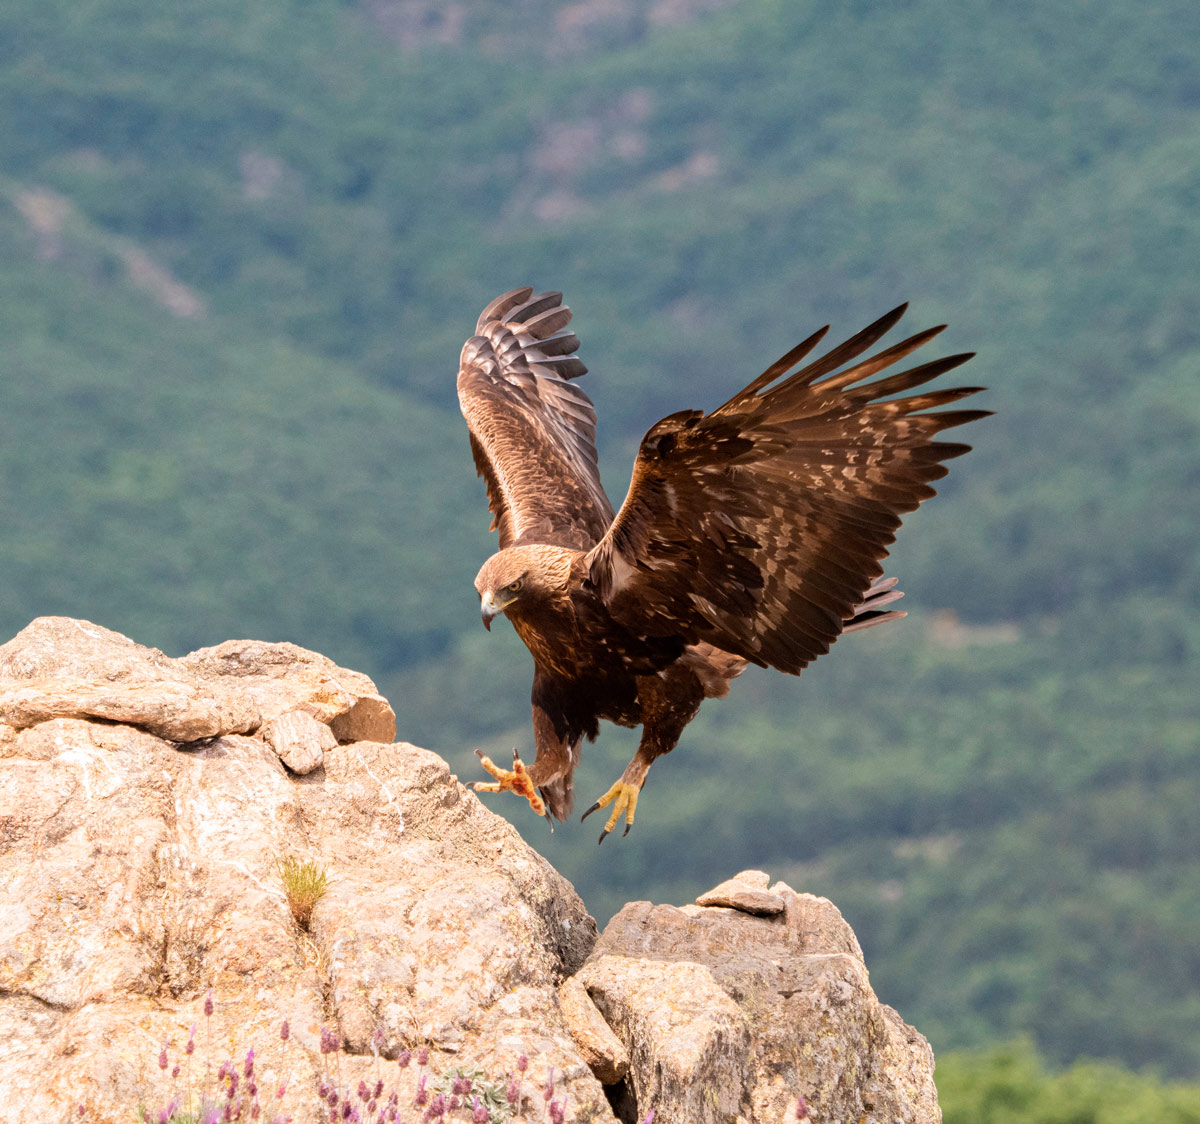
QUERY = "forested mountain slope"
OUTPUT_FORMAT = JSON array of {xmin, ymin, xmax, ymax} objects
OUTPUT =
[{"xmin": 1, "ymin": 0, "xmax": 1198, "ymax": 1079}]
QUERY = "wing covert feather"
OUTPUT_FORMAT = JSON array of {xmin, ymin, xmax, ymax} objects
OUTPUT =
[{"xmin": 458, "ymin": 289, "xmax": 615, "ymax": 551}]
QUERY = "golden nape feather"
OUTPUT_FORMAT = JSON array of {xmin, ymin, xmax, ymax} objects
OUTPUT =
[{"xmin": 457, "ymin": 288, "xmax": 989, "ymax": 841}]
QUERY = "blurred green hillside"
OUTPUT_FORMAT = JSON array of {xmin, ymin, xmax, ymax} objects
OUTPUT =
[{"xmin": 1, "ymin": 0, "xmax": 1198, "ymax": 1086}]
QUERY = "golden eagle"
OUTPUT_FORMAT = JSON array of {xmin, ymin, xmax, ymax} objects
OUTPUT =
[{"xmin": 459, "ymin": 287, "xmax": 987, "ymax": 841}]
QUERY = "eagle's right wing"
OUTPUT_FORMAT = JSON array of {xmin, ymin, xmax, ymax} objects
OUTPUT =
[{"xmin": 458, "ymin": 288, "xmax": 616, "ymax": 552}]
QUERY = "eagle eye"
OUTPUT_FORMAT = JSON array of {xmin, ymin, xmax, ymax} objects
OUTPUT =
[{"xmin": 507, "ymin": 579, "xmax": 523, "ymax": 594}]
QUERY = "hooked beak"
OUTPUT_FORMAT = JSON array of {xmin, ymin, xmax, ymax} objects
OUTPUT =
[{"xmin": 480, "ymin": 591, "xmax": 501, "ymax": 631}]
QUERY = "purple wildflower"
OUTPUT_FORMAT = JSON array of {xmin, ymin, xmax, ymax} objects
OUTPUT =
[
  {"xmin": 373, "ymin": 1080, "xmax": 383, "ymax": 1100},
  {"xmin": 186, "ymin": 1026, "xmax": 196, "ymax": 1056},
  {"xmin": 795, "ymin": 1094, "xmax": 810, "ymax": 1119},
  {"xmin": 516, "ymin": 1055, "xmax": 528, "ymax": 1073},
  {"xmin": 172, "ymin": 1064, "xmax": 180, "ymax": 1079},
  {"xmin": 417, "ymin": 1046, "xmax": 429, "ymax": 1067},
  {"xmin": 452, "ymin": 1076, "xmax": 471, "ymax": 1095},
  {"xmin": 542, "ymin": 1069, "xmax": 555, "ymax": 1101},
  {"xmin": 548, "ymin": 1098, "xmax": 565, "ymax": 1124},
  {"xmin": 244, "ymin": 1048, "xmax": 255, "ymax": 1079},
  {"xmin": 472, "ymin": 1096, "xmax": 488, "ymax": 1124},
  {"xmin": 279, "ymin": 1019, "xmax": 290, "ymax": 1041},
  {"xmin": 396, "ymin": 1048, "xmax": 412, "ymax": 1069},
  {"xmin": 158, "ymin": 1044, "xmax": 169, "ymax": 1071},
  {"xmin": 204, "ymin": 990, "xmax": 214, "ymax": 1017},
  {"xmin": 641, "ymin": 1113, "xmax": 656, "ymax": 1124},
  {"xmin": 414, "ymin": 1073, "xmax": 428, "ymax": 1106}
]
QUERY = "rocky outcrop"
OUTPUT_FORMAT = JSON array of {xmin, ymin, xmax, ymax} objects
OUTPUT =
[
  {"xmin": 577, "ymin": 871, "xmax": 939, "ymax": 1123},
  {"xmin": 0, "ymin": 618, "xmax": 940, "ymax": 1124},
  {"xmin": 0, "ymin": 617, "xmax": 395, "ymax": 751}
]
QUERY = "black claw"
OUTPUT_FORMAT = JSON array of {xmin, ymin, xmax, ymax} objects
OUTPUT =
[
  {"xmin": 581, "ymin": 801, "xmax": 602, "ymax": 822},
  {"xmin": 597, "ymin": 827, "xmax": 610, "ymax": 846},
  {"xmin": 474, "ymin": 749, "xmax": 484, "ymax": 760},
  {"xmin": 623, "ymin": 823, "xmax": 632, "ymax": 838}
]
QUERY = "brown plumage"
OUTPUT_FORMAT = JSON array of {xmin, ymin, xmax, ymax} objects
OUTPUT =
[{"xmin": 459, "ymin": 287, "xmax": 989, "ymax": 841}]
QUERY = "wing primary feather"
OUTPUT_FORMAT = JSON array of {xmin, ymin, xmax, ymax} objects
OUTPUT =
[
  {"xmin": 786, "ymin": 303, "xmax": 909, "ymax": 388},
  {"xmin": 794, "ymin": 326, "xmax": 950, "ymax": 396},
  {"xmin": 519, "ymin": 306, "xmax": 574, "ymax": 339},
  {"xmin": 715, "ymin": 325, "xmax": 831, "ymax": 411},
  {"xmin": 476, "ymin": 287, "xmax": 533, "ymax": 331},
  {"xmin": 842, "ymin": 353, "xmax": 976, "ymax": 401},
  {"xmin": 510, "ymin": 291, "xmax": 566, "ymax": 323}
]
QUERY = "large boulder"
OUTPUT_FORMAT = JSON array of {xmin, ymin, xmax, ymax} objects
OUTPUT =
[{"xmin": 0, "ymin": 619, "xmax": 608, "ymax": 1123}]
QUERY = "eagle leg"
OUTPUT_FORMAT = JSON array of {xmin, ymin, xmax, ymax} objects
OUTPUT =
[
  {"xmin": 583, "ymin": 751, "xmax": 656, "ymax": 844},
  {"xmin": 471, "ymin": 749, "xmax": 546, "ymax": 817},
  {"xmin": 581, "ymin": 780, "xmax": 642, "ymax": 844}
]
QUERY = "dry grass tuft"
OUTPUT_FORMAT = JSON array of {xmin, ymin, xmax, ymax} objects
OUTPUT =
[{"xmin": 276, "ymin": 854, "xmax": 330, "ymax": 929}]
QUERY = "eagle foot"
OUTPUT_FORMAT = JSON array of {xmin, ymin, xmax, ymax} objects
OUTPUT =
[
  {"xmin": 471, "ymin": 749, "xmax": 546, "ymax": 817},
  {"xmin": 582, "ymin": 781, "xmax": 640, "ymax": 845}
]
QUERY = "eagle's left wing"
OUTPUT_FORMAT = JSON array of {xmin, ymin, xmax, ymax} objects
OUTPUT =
[
  {"xmin": 585, "ymin": 305, "xmax": 989, "ymax": 674},
  {"xmin": 459, "ymin": 288, "xmax": 616, "ymax": 551}
]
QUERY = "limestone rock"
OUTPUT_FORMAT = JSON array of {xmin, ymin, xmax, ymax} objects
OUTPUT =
[
  {"xmin": 578, "ymin": 883, "xmax": 939, "ymax": 1124},
  {"xmin": 180, "ymin": 637, "xmax": 396, "ymax": 742},
  {"xmin": 0, "ymin": 617, "xmax": 941, "ymax": 1124},
  {"xmin": 696, "ymin": 869, "xmax": 785, "ymax": 915},
  {"xmin": 558, "ymin": 974, "xmax": 630, "ymax": 1085},
  {"xmin": 0, "ymin": 619, "xmax": 609, "ymax": 1124},
  {"xmin": 0, "ymin": 617, "xmax": 259, "ymax": 741},
  {"xmin": 262, "ymin": 708, "xmax": 337, "ymax": 774},
  {"xmin": 0, "ymin": 617, "xmax": 396, "ymax": 746}
]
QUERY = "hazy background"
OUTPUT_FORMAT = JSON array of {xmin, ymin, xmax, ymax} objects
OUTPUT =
[{"xmin": 2, "ymin": 0, "xmax": 1198, "ymax": 1101}]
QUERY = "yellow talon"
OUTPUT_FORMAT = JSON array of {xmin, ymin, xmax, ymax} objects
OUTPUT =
[
  {"xmin": 471, "ymin": 750, "xmax": 546, "ymax": 817},
  {"xmin": 582, "ymin": 781, "xmax": 640, "ymax": 843}
]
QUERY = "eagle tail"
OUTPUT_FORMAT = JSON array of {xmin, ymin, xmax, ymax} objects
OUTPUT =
[
  {"xmin": 539, "ymin": 776, "xmax": 574, "ymax": 822},
  {"xmin": 842, "ymin": 575, "xmax": 906, "ymax": 634}
]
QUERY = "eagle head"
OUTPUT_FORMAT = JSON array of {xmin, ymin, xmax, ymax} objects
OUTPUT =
[{"xmin": 474, "ymin": 545, "xmax": 571, "ymax": 630}]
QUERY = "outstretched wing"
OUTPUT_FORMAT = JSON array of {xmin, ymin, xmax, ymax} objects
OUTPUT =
[
  {"xmin": 585, "ymin": 305, "xmax": 990, "ymax": 674},
  {"xmin": 458, "ymin": 288, "xmax": 615, "ymax": 552}
]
